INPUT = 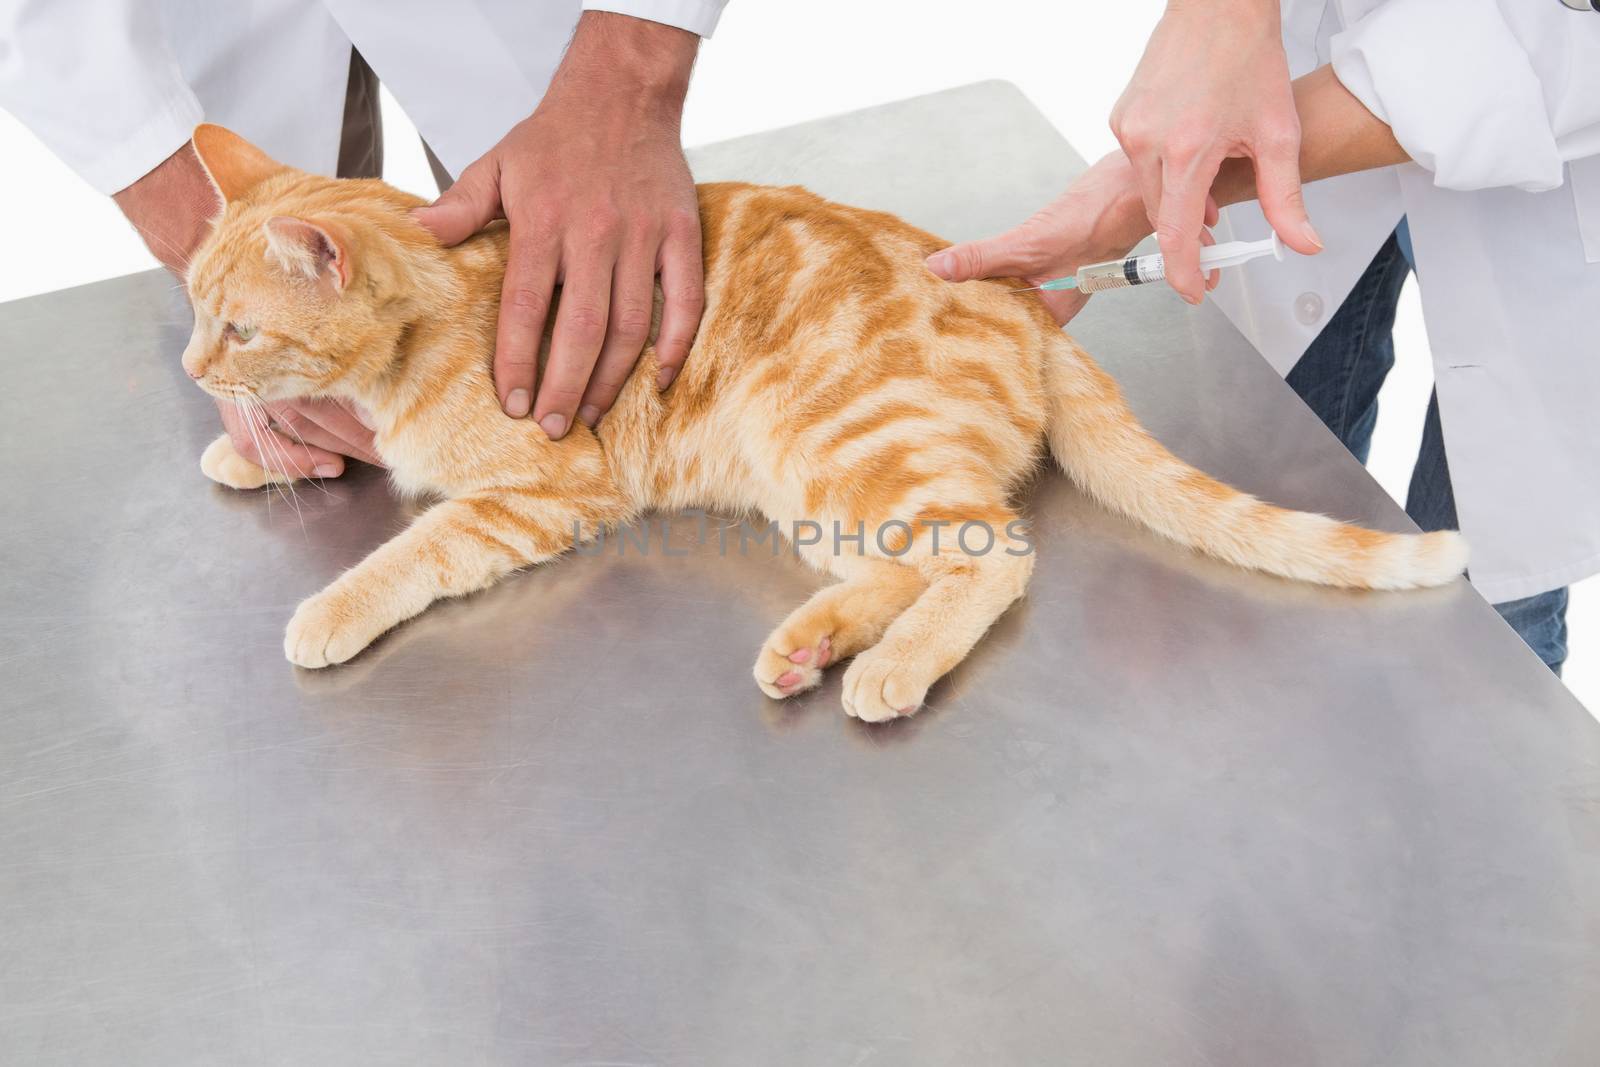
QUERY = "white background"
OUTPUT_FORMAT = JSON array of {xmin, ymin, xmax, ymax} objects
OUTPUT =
[{"xmin": 1, "ymin": 1, "xmax": 1593, "ymax": 712}]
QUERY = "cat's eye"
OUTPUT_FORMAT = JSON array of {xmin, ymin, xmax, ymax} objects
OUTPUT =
[{"xmin": 230, "ymin": 323, "xmax": 258, "ymax": 342}]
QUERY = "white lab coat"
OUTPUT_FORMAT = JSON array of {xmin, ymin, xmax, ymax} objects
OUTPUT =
[
  {"xmin": 1212, "ymin": 0, "xmax": 1600, "ymax": 603},
  {"xmin": 0, "ymin": 0, "xmax": 729, "ymax": 194}
]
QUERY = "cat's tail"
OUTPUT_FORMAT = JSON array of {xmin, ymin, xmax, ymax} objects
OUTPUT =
[{"xmin": 1042, "ymin": 334, "xmax": 1467, "ymax": 590}]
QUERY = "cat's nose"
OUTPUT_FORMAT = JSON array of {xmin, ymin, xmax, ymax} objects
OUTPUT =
[{"xmin": 185, "ymin": 364, "xmax": 203, "ymax": 380}]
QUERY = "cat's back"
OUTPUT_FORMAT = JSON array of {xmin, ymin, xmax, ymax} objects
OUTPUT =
[{"xmin": 603, "ymin": 183, "xmax": 1058, "ymax": 508}]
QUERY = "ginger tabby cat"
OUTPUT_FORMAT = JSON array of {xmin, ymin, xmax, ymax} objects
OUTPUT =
[{"xmin": 180, "ymin": 125, "xmax": 1467, "ymax": 722}]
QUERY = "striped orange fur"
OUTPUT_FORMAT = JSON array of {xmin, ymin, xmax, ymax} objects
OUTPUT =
[{"xmin": 181, "ymin": 125, "xmax": 1467, "ymax": 721}]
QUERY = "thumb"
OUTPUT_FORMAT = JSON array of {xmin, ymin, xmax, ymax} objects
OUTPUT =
[
  {"xmin": 925, "ymin": 228, "xmax": 1042, "ymax": 283},
  {"xmin": 1253, "ymin": 149, "xmax": 1322, "ymax": 256},
  {"xmin": 410, "ymin": 159, "xmax": 504, "ymax": 247}
]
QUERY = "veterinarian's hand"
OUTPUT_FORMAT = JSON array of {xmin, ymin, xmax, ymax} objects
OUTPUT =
[
  {"xmin": 1110, "ymin": 0, "xmax": 1320, "ymax": 303},
  {"xmin": 412, "ymin": 12, "xmax": 704, "ymax": 440},
  {"xmin": 112, "ymin": 143, "xmax": 220, "ymax": 275},
  {"xmin": 926, "ymin": 151, "xmax": 1218, "ymax": 325},
  {"xmin": 214, "ymin": 397, "xmax": 384, "ymax": 480}
]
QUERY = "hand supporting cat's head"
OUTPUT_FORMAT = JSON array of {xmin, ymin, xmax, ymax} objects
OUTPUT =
[{"xmin": 180, "ymin": 125, "xmax": 440, "ymax": 406}]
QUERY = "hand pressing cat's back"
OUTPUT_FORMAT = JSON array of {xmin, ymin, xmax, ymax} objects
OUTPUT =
[{"xmin": 181, "ymin": 124, "xmax": 1466, "ymax": 721}]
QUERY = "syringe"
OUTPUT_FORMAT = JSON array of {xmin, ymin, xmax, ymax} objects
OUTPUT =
[{"xmin": 1012, "ymin": 233, "xmax": 1285, "ymax": 294}]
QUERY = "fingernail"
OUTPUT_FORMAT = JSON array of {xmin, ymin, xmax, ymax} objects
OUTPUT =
[
  {"xmin": 1185, "ymin": 292, "xmax": 1203, "ymax": 306},
  {"xmin": 504, "ymin": 389, "xmax": 530, "ymax": 418},
  {"xmin": 927, "ymin": 252, "xmax": 954, "ymax": 277},
  {"xmin": 657, "ymin": 366, "xmax": 678, "ymax": 391},
  {"xmin": 578, "ymin": 404, "xmax": 600, "ymax": 427},
  {"xmin": 1302, "ymin": 219, "xmax": 1323, "ymax": 251},
  {"xmin": 313, "ymin": 463, "xmax": 341, "ymax": 478},
  {"xmin": 539, "ymin": 412, "xmax": 567, "ymax": 439}
]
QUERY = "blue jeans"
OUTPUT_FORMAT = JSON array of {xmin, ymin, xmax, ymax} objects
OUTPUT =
[{"xmin": 1284, "ymin": 225, "xmax": 1569, "ymax": 674}]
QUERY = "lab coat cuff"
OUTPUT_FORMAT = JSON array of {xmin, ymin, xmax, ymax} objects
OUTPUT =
[
  {"xmin": 1330, "ymin": 0, "xmax": 1565, "ymax": 193},
  {"xmin": 81, "ymin": 85, "xmax": 205, "ymax": 196},
  {"xmin": 580, "ymin": 0, "xmax": 728, "ymax": 38}
]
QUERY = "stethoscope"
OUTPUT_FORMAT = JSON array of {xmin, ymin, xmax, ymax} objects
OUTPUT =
[{"xmin": 1561, "ymin": 0, "xmax": 1599, "ymax": 11}]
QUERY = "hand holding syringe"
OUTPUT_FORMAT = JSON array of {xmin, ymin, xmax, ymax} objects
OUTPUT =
[{"xmin": 1011, "ymin": 233, "xmax": 1285, "ymax": 295}]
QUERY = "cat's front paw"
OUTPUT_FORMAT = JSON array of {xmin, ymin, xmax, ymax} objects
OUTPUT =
[
  {"xmin": 840, "ymin": 640, "xmax": 932, "ymax": 722},
  {"xmin": 284, "ymin": 588, "xmax": 382, "ymax": 668},
  {"xmin": 201, "ymin": 433, "xmax": 297, "ymax": 490}
]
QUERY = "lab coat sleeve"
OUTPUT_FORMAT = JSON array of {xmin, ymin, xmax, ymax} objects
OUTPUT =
[
  {"xmin": 0, "ymin": 0, "xmax": 202, "ymax": 195},
  {"xmin": 1330, "ymin": 0, "xmax": 1600, "ymax": 192},
  {"xmin": 579, "ymin": 0, "xmax": 729, "ymax": 38}
]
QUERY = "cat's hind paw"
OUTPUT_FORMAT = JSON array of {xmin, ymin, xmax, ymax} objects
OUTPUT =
[
  {"xmin": 753, "ymin": 632, "xmax": 834, "ymax": 700},
  {"xmin": 284, "ymin": 588, "xmax": 385, "ymax": 668},
  {"xmin": 753, "ymin": 564, "xmax": 926, "ymax": 702},
  {"xmin": 841, "ymin": 641, "xmax": 931, "ymax": 723},
  {"xmin": 201, "ymin": 433, "xmax": 297, "ymax": 490}
]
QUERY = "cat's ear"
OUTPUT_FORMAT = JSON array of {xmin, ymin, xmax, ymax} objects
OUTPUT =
[
  {"xmin": 191, "ymin": 124, "xmax": 286, "ymax": 203},
  {"xmin": 263, "ymin": 216, "xmax": 351, "ymax": 291}
]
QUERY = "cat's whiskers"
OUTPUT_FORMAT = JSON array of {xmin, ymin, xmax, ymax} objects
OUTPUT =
[
  {"xmin": 261, "ymin": 400, "xmax": 338, "ymax": 500},
  {"xmin": 138, "ymin": 227, "xmax": 197, "ymax": 277},
  {"xmin": 236, "ymin": 393, "xmax": 307, "ymax": 531},
  {"xmin": 230, "ymin": 395, "xmax": 276, "ymax": 520},
  {"xmin": 247, "ymin": 395, "xmax": 307, "ymax": 510}
]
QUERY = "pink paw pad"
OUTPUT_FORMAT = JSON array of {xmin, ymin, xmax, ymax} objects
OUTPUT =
[
  {"xmin": 787, "ymin": 635, "xmax": 834, "ymax": 672},
  {"xmin": 775, "ymin": 671, "xmax": 802, "ymax": 691}
]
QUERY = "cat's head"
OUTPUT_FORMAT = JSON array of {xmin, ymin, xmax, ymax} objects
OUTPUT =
[{"xmin": 180, "ymin": 125, "xmax": 432, "ymax": 404}]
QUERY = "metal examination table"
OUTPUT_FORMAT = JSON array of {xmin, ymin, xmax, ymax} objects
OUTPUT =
[{"xmin": 4, "ymin": 83, "xmax": 1599, "ymax": 1065}]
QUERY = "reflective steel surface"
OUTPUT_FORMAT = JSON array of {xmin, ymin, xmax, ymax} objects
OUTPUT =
[{"xmin": 3, "ymin": 83, "xmax": 1598, "ymax": 1065}]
